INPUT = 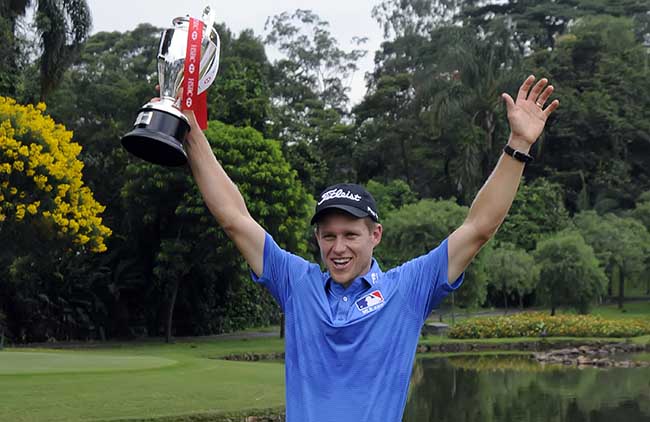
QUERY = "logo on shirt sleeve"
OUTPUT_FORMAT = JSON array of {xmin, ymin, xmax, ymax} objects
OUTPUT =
[{"xmin": 356, "ymin": 290, "xmax": 385, "ymax": 315}]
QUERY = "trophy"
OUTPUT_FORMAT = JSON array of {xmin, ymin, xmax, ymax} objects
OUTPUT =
[{"xmin": 121, "ymin": 6, "xmax": 220, "ymax": 166}]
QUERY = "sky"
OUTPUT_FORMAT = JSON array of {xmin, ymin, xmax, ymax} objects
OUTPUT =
[{"xmin": 86, "ymin": 0, "xmax": 386, "ymax": 105}]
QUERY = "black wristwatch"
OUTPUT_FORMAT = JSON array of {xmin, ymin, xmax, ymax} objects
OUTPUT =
[{"xmin": 503, "ymin": 144, "xmax": 533, "ymax": 164}]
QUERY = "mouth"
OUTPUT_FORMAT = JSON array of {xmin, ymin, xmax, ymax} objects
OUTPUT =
[{"xmin": 331, "ymin": 257, "xmax": 352, "ymax": 270}]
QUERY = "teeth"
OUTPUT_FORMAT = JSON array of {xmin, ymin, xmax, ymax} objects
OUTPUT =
[{"xmin": 333, "ymin": 258, "xmax": 351, "ymax": 265}]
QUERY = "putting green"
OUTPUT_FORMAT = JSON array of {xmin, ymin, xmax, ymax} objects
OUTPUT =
[{"xmin": 0, "ymin": 351, "xmax": 178, "ymax": 375}]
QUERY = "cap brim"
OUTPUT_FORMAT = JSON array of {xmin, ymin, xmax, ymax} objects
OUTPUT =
[{"xmin": 310, "ymin": 204, "xmax": 370, "ymax": 225}]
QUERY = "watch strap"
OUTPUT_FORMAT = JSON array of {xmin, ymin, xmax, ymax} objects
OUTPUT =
[{"xmin": 503, "ymin": 144, "xmax": 533, "ymax": 163}]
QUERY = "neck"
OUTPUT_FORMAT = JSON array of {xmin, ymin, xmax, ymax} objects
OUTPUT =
[{"xmin": 337, "ymin": 258, "xmax": 373, "ymax": 290}]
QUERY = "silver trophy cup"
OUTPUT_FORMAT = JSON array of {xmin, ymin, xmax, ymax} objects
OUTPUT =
[{"xmin": 121, "ymin": 8, "xmax": 220, "ymax": 166}]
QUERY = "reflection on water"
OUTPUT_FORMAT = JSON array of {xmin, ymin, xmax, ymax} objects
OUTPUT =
[{"xmin": 404, "ymin": 354, "xmax": 650, "ymax": 422}]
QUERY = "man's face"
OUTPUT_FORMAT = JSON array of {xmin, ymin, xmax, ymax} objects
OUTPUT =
[{"xmin": 315, "ymin": 211, "xmax": 382, "ymax": 287}]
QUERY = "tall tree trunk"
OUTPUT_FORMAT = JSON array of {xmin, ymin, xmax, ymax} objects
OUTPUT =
[
  {"xmin": 450, "ymin": 292, "xmax": 455, "ymax": 324},
  {"xmin": 550, "ymin": 303, "xmax": 556, "ymax": 316},
  {"xmin": 483, "ymin": 111, "xmax": 496, "ymax": 178},
  {"xmin": 607, "ymin": 277, "xmax": 613, "ymax": 297},
  {"xmin": 606, "ymin": 261, "xmax": 613, "ymax": 298},
  {"xmin": 280, "ymin": 313, "xmax": 285, "ymax": 339},
  {"xmin": 518, "ymin": 291, "xmax": 524, "ymax": 309},
  {"xmin": 399, "ymin": 137, "xmax": 412, "ymax": 187},
  {"xmin": 166, "ymin": 278, "xmax": 180, "ymax": 343},
  {"xmin": 618, "ymin": 267, "xmax": 625, "ymax": 310}
]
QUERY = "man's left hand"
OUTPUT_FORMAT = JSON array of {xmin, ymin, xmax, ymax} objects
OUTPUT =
[{"xmin": 502, "ymin": 75, "xmax": 560, "ymax": 151}]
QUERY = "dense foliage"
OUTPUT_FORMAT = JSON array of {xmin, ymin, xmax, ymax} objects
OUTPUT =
[
  {"xmin": 0, "ymin": 97, "xmax": 111, "ymax": 252},
  {"xmin": 534, "ymin": 230, "xmax": 608, "ymax": 315},
  {"xmin": 1, "ymin": 0, "xmax": 649, "ymax": 342}
]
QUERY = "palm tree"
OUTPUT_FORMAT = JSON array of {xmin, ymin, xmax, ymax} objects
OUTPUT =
[
  {"xmin": 418, "ymin": 25, "xmax": 522, "ymax": 203},
  {"xmin": 1, "ymin": 0, "xmax": 92, "ymax": 101}
]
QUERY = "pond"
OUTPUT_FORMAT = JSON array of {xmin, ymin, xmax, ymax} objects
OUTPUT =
[{"xmin": 403, "ymin": 354, "xmax": 650, "ymax": 422}]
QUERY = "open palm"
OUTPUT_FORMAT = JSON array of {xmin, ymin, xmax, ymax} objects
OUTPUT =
[{"xmin": 502, "ymin": 75, "xmax": 560, "ymax": 148}]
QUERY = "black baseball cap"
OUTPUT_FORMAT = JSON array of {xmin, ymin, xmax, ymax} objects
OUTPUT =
[{"xmin": 311, "ymin": 183, "xmax": 380, "ymax": 225}]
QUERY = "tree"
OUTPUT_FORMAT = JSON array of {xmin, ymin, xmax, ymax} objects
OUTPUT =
[
  {"xmin": 484, "ymin": 243, "xmax": 538, "ymax": 312},
  {"xmin": 265, "ymin": 9, "xmax": 367, "ymax": 191},
  {"xmin": 0, "ymin": 96, "xmax": 111, "ymax": 342},
  {"xmin": 353, "ymin": 33, "xmax": 431, "ymax": 193},
  {"xmin": 365, "ymin": 178, "xmax": 417, "ymax": 219},
  {"xmin": 496, "ymin": 178, "xmax": 569, "ymax": 251},
  {"xmin": 630, "ymin": 191, "xmax": 650, "ymax": 231},
  {"xmin": 417, "ymin": 25, "xmax": 524, "ymax": 203},
  {"xmin": 461, "ymin": 0, "xmax": 650, "ymax": 52},
  {"xmin": 0, "ymin": 97, "xmax": 111, "ymax": 253},
  {"xmin": 372, "ymin": 0, "xmax": 460, "ymax": 39},
  {"xmin": 527, "ymin": 16, "xmax": 650, "ymax": 212},
  {"xmin": 1, "ymin": 0, "xmax": 92, "ymax": 101},
  {"xmin": 355, "ymin": 22, "xmax": 523, "ymax": 202},
  {"xmin": 574, "ymin": 211, "xmax": 650, "ymax": 308},
  {"xmin": 377, "ymin": 198, "xmax": 489, "ymax": 310},
  {"xmin": 630, "ymin": 193, "xmax": 650, "ymax": 295},
  {"xmin": 121, "ymin": 121, "xmax": 312, "ymax": 341},
  {"xmin": 534, "ymin": 230, "xmax": 607, "ymax": 315},
  {"xmin": 207, "ymin": 26, "xmax": 272, "ymax": 133},
  {"xmin": 46, "ymin": 24, "xmax": 161, "ymax": 216}
]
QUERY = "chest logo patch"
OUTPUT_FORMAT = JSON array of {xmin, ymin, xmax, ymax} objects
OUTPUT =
[{"xmin": 356, "ymin": 290, "xmax": 385, "ymax": 315}]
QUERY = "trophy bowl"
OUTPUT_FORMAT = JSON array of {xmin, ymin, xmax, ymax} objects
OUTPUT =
[{"xmin": 121, "ymin": 13, "xmax": 220, "ymax": 166}]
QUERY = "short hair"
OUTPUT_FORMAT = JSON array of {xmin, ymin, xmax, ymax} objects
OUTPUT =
[{"xmin": 314, "ymin": 209, "xmax": 378, "ymax": 235}]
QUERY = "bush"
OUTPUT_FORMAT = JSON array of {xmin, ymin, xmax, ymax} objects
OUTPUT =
[
  {"xmin": 448, "ymin": 312, "xmax": 650, "ymax": 339},
  {"xmin": 0, "ymin": 96, "xmax": 111, "ymax": 252}
]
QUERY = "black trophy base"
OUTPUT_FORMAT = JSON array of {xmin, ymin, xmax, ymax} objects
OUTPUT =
[{"xmin": 121, "ymin": 106, "xmax": 191, "ymax": 167}]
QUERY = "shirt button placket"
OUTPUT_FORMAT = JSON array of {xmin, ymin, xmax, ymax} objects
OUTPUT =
[{"xmin": 337, "ymin": 296, "xmax": 349, "ymax": 321}]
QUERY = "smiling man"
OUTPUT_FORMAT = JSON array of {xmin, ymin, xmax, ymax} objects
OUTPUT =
[{"xmin": 184, "ymin": 75, "xmax": 559, "ymax": 421}]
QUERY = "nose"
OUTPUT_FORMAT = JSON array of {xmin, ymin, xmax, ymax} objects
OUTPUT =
[{"xmin": 332, "ymin": 236, "xmax": 347, "ymax": 254}]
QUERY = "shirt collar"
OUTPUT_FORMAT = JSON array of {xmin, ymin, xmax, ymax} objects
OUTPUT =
[{"xmin": 326, "ymin": 259, "xmax": 383, "ymax": 297}]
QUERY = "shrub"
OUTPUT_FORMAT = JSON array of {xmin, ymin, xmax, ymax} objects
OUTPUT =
[
  {"xmin": 0, "ymin": 97, "xmax": 111, "ymax": 252},
  {"xmin": 448, "ymin": 312, "xmax": 650, "ymax": 339}
]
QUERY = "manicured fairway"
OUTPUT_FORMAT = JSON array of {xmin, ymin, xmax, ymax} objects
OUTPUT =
[{"xmin": 0, "ymin": 338, "xmax": 286, "ymax": 422}]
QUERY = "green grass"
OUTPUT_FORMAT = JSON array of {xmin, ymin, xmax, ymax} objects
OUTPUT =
[
  {"xmin": 2, "ymin": 302, "xmax": 649, "ymax": 421},
  {"xmin": 592, "ymin": 301, "xmax": 650, "ymax": 320},
  {"xmin": 0, "ymin": 351, "xmax": 176, "ymax": 375},
  {"xmin": 0, "ymin": 337, "xmax": 286, "ymax": 422}
]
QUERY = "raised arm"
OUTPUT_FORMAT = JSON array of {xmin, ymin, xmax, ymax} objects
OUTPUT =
[
  {"xmin": 447, "ymin": 75, "xmax": 560, "ymax": 282},
  {"xmin": 182, "ymin": 110, "xmax": 266, "ymax": 276}
]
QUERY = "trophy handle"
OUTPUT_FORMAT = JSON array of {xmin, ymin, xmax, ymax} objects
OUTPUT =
[
  {"xmin": 198, "ymin": 5, "xmax": 220, "ymax": 94},
  {"xmin": 198, "ymin": 32, "xmax": 220, "ymax": 94},
  {"xmin": 201, "ymin": 5, "xmax": 216, "ymax": 30}
]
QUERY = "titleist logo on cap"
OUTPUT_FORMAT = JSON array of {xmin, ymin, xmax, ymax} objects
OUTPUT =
[{"xmin": 318, "ymin": 189, "xmax": 362, "ymax": 205}]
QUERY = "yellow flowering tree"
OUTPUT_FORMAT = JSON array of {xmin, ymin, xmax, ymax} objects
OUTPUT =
[{"xmin": 0, "ymin": 96, "xmax": 111, "ymax": 253}]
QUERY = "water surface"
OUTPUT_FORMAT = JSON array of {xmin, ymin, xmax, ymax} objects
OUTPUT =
[{"xmin": 404, "ymin": 354, "xmax": 650, "ymax": 422}]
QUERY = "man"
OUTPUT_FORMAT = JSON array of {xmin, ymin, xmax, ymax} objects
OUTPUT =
[{"xmin": 183, "ymin": 75, "xmax": 558, "ymax": 421}]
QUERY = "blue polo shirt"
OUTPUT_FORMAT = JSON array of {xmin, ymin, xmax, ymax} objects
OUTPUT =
[{"xmin": 252, "ymin": 233, "xmax": 463, "ymax": 422}]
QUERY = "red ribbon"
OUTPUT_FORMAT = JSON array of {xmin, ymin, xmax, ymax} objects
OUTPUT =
[{"xmin": 181, "ymin": 17, "xmax": 208, "ymax": 130}]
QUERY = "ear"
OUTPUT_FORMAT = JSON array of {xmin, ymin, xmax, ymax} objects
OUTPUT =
[{"xmin": 372, "ymin": 224, "xmax": 383, "ymax": 247}]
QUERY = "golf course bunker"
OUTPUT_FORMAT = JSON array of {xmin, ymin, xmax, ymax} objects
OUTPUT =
[{"xmin": 0, "ymin": 351, "xmax": 178, "ymax": 375}]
